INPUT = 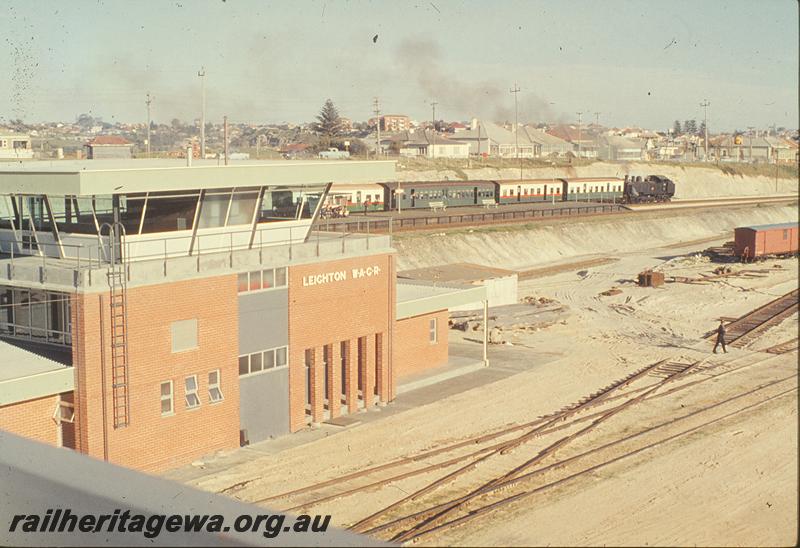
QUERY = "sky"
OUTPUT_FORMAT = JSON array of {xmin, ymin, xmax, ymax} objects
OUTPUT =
[{"xmin": 1, "ymin": 0, "xmax": 798, "ymax": 132}]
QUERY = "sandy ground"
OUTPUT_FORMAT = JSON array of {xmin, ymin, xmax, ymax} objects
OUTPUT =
[
  {"xmin": 393, "ymin": 203, "xmax": 797, "ymax": 270},
  {"xmin": 170, "ymin": 224, "xmax": 798, "ymax": 546}
]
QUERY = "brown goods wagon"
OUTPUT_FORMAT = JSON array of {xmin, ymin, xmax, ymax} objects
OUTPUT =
[{"xmin": 734, "ymin": 222, "xmax": 799, "ymax": 259}]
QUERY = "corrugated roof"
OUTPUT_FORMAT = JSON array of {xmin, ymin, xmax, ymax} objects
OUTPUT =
[
  {"xmin": 738, "ymin": 222, "xmax": 798, "ymax": 231},
  {"xmin": 86, "ymin": 135, "xmax": 131, "ymax": 146}
]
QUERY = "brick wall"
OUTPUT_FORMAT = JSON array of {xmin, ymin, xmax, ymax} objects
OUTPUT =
[
  {"xmin": 394, "ymin": 310, "xmax": 449, "ymax": 380},
  {"xmin": 72, "ymin": 274, "xmax": 240, "ymax": 472},
  {"xmin": 0, "ymin": 395, "xmax": 59, "ymax": 446},
  {"xmin": 288, "ymin": 253, "xmax": 395, "ymax": 431}
]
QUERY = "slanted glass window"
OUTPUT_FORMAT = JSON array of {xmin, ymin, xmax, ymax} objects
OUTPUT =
[
  {"xmin": 227, "ymin": 189, "xmax": 259, "ymax": 226},
  {"xmin": 259, "ymin": 187, "xmax": 296, "ymax": 222},
  {"xmin": 185, "ymin": 375, "xmax": 200, "ymax": 409},
  {"xmin": 118, "ymin": 194, "xmax": 147, "ymax": 234},
  {"xmin": 0, "ymin": 195, "xmax": 15, "ymax": 230},
  {"xmin": 56, "ymin": 196, "xmax": 97, "ymax": 234},
  {"xmin": 197, "ymin": 189, "xmax": 233, "ymax": 229},
  {"xmin": 141, "ymin": 191, "xmax": 200, "ymax": 233},
  {"xmin": 93, "ymin": 195, "xmax": 115, "ymax": 227}
]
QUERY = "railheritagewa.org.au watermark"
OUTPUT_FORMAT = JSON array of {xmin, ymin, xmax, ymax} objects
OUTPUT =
[{"xmin": 8, "ymin": 508, "xmax": 331, "ymax": 539}]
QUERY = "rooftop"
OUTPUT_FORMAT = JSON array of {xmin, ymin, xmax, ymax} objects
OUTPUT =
[
  {"xmin": 0, "ymin": 159, "xmax": 397, "ymax": 195},
  {"xmin": 398, "ymin": 262, "xmax": 517, "ymax": 284},
  {"xmin": 86, "ymin": 135, "xmax": 132, "ymax": 146},
  {"xmin": 396, "ymin": 279, "xmax": 486, "ymax": 320},
  {"xmin": 0, "ymin": 339, "xmax": 73, "ymax": 406},
  {"xmin": 739, "ymin": 222, "xmax": 798, "ymax": 231}
]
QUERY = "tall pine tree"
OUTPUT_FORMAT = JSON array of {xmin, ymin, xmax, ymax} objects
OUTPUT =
[{"xmin": 313, "ymin": 99, "xmax": 343, "ymax": 148}]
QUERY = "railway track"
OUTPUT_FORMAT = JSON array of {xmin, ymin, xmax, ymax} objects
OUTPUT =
[
  {"xmin": 394, "ymin": 377, "xmax": 797, "ymax": 544},
  {"xmin": 228, "ymin": 353, "xmax": 784, "ymax": 526},
  {"xmin": 712, "ymin": 289, "xmax": 799, "ymax": 348},
  {"xmin": 765, "ymin": 338, "xmax": 799, "ymax": 354}
]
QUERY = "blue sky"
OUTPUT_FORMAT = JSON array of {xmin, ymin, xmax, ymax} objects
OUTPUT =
[{"xmin": 1, "ymin": 0, "xmax": 797, "ymax": 131}]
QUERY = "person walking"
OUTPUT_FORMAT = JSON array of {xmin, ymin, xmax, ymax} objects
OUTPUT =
[{"xmin": 713, "ymin": 320, "xmax": 727, "ymax": 354}]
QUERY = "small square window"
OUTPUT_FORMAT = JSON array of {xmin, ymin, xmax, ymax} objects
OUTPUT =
[
  {"xmin": 250, "ymin": 352, "xmax": 263, "ymax": 372},
  {"xmin": 239, "ymin": 355, "xmax": 249, "ymax": 376},
  {"xmin": 237, "ymin": 273, "xmax": 249, "ymax": 293},
  {"xmin": 275, "ymin": 267, "xmax": 287, "ymax": 287},
  {"xmin": 263, "ymin": 269, "xmax": 275, "ymax": 289},
  {"xmin": 249, "ymin": 271, "xmax": 261, "ymax": 291},
  {"xmin": 264, "ymin": 349, "xmax": 275, "ymax": 369},
  {"xmin": 185, "ymin": 375, "xmax": 200, "ymax": 409},
  {"xmin": 276, "ymin": 346, "xmax": 287, "ymax": 367}
]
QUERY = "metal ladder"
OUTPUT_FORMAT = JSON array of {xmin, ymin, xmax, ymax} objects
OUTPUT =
[{"xmin": 103, "ymin": 223, "xmax": 130, "ymax": 429}]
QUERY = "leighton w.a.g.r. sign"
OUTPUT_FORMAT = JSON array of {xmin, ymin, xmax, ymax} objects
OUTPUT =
[{"xmin": 302, "ymin": 266, "xmax": 382, "ymax": 287}]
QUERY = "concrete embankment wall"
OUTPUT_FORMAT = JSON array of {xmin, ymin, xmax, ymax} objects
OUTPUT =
[
  {"xmin": 391, "ymin": 162, "xmax": 799, "ymax": 199},
  {"xmin": 394, "ymin": 204, "xmax": 798, "ymax": 271}
]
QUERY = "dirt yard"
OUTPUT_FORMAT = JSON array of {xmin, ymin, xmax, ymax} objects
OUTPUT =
[{"xmin": 170, "ymin": 236, "xmax": 798, "ymax": 546}]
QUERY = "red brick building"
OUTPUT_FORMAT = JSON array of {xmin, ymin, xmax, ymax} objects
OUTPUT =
[{"xmin": 0, "ymin": 160, "xmax": 486, "ymax": 472}]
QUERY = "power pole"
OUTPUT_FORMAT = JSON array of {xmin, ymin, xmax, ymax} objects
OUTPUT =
[
  {"xmin": 372, "ymin": 97, "xmax": 382, "ymax": 158},
  {"xmin": 576, "ymin": 111, "xmax": 583, "ymax": 159},
  {"xmin": 430, "ymin": 101, "xmax": 438, "ymax": 159},
  {"xmin": 594, "ymin": 112, "xmax": 601, "ymax": 127},
  {"xmin": 510, "ymin": 83, "xmax": 521, "ymax": 179},
  {"xmin": 700, "ymin": 99, "xmax": 710, "ymax": 161},
  {"xmin": 223, "ymin": 115, "xmax": 229, "ymax": 166},
  {"xmin": 747, "ymin": 126, "xmax": 755, "ymax": 163},
  {"xmin": 145, "ymin": 92, "xmax": 153, "ymax": 158},
  {"xmin": 198, "ymin": 67, "xmax": 206, "ymax": 159}
]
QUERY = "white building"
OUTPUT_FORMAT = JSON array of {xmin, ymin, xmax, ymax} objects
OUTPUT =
[{"xmin": 0, "ymin": 133, "xmax": 34, "ymax": 160}]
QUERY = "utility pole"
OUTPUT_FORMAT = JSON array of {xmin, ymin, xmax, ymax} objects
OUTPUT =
[
  {"xmin": 576, "ymin": 111, "xmax": 583, "ymax": 159},
  {"xmin": 198, "ymin": 67, "xmax": 206, "ymax": 159},
  {"xmin": 430, "ymin": 101, "xmax": 438, "ymax": 159},
  {"xmin": 145, "ymin": 92, "xmax": 153, "ymax": 158},
  {"xmin": 223, "ymin": 116, "xmax": 229, "ymax": 166},
  {"xmin": 747, "ymin": 126, "xmax": 755, "ymax": 163},
  {"xmin": 510, "ymin": 83, "xmax": 521, "ymax": 179},
  {"xmin": 700, "ymin": 99, "xmax": 710, "ymax": 161},
  {"xmin": 594, "ymin": 112, "xmax": 601, "ymax": 127},
  {"xmin": 372, "ymin": 97, "xmax": 381, "ymax": 158}
]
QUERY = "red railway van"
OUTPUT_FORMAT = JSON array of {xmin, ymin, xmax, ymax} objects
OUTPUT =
[{"xmin": 734, "ymin": 222, "xmax": 799, "ymax": 259}]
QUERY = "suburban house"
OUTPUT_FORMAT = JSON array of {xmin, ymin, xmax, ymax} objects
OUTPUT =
[
  {"xmin": 708, "ymin": 135, "xmax": 796, "ymax": 163},
  {"xmin": 597, "ymin": 135, "xmax": 645, "ymax": 161},
  {"xmin": 393, "ymin": 130, "xmax": 470, "ymax": 158},
  {"xmin": 521, "ymin": 127, "xmax": 574, "ymax": 158},
  {"xmin": 546, "ymin": 125, "xmax": 598, "ymax": 159},
  {"xmin": 85, "ymin": 136, "xmax": 133, "ymax": 159}
]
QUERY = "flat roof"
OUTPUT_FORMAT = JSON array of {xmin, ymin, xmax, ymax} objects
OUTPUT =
[
  {"xmin": 0, "ymin": 159, "xmax": 396, "ymax": 195},
  {"xmin": 738, "ymin": 222, "xmax": 798, "ymax": 231},
  {"xmin": 397, "ymin": 280, "xmax": 486, "ymax": 319},
  {"xmin": 0, "ymin": 339, "xmax": 74, "ymax": 405},
  {"xmin": 398, "ymin": 263, "xmax": 517, "ymax": 284}
]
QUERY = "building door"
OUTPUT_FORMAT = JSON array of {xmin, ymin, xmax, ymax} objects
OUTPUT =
[
  {"xmin": 516, "ymin": 185, "xmax": 521, "ymax": 202},
  {"xmin": 543, "ymin": 184, "xmax": 548, "ymax": 202}
]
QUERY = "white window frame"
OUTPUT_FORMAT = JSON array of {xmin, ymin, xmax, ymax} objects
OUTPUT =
[
  {"xmin": 429, "ymin": 318, "xmax": 438, "ymax": 344},
  {"xmin": 160, "ymin": 381, "xmax": 174, "ymax": 416},
  {"xmin": 208, "ymin": 369, "xmax": 223, "ymax": 403},
  {"xmin": 238, "ymin": 345, "xmax": 290, "ymax": 377},
  {"xmin": 185, "ymin": 375, "xmax": 201, "ymax": 409},
  {"xmin": 237, "ymin": 267, "xmax": 289, "ymax": 294},
  {"xmin": 52, "ymin": 401, "xmax": 75, "ymax": 424}
]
